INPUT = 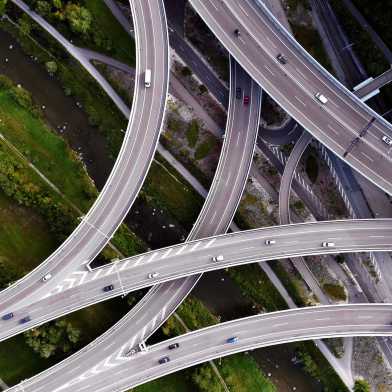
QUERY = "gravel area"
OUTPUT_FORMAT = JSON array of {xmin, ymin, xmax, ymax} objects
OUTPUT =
[{"xmin": 353, "ymin": 337, "xmax": 392, "ymax": 391}]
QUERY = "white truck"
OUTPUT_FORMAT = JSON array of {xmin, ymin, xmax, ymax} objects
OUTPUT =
[{"xmin": 144, "ymin": 69, "xmax": 151, "ymax": 88}]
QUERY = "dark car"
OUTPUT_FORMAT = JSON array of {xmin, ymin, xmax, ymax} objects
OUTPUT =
[
  {"xmin": 243, "ymin": 95, "xmax": 250, "ymax": 105},
  {"xmin": 234, "ymin": 29, "xmax": 240, "ymax": 37},
  {"xmin": 276, "ymin": 53, "xmax": 287, "ymax": 64},
  {"xmin": 235, "ymin": 87, "xmax": 242, "ymax": 99},
  {"xmin": 2, "ymin": 313, "xmax": 13, "ymax": 321},
  {"xmin": 168, "ymin": 343, "xmax": 180, "ymax": 350},
  {"xmin": 158, "ymin": 356, "xmax": 170, "ymax": 364},
  {"xmin": 19, "ymin": 316, "xmax": 31, "ymax": 324},
  {"xmin": 103, "ymin": 284, "xmax": 114, "ymax": 292}
]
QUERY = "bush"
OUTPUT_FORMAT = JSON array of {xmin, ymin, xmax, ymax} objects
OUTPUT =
[
  {"xmin": 194, "ymin": 136, "xmax": 217, "ymax": 160},
  {"xmin": 192, "ymin": 364, "xmax": 223, "ymax": 392},
  {"xmin": 354, "ymin": 379, "xmax": 371, "ymax": 392},
  {"xmin": 24, "ymin": 319, "xmax": 81, "ymax": 358},
  {"xmin": 323, "ymin": 283, "xmax": 347, "ymax": 301},
  {"xmin": 45, "ymin": 60, "xmax": 58, "ymax": 74},
  {"xmin": 186, "ymin": 119, "xmax": 199, "ymax": 147}
]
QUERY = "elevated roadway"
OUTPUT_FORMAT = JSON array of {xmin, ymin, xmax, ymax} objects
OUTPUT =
[
  {"xmin": 0, "ymin": 0, "xmax": 169, "ymax": 312},
  {"xmin": 1, "ymin": 219, "xmax": 392, "ymax": 342},
  {"xmin": 3, "ymin": 59, "xmax": 262, "ymax": 390},
  {"xmin": 10, "ymin": 304, "xmax": 392, "ymax": 392},
  {"xmin": 189, "ymin": 0, "xmax": 392, "ymax": 195}
]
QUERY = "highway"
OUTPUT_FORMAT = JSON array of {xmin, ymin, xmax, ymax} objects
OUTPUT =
[
  {"xmin": 3, "ymin": 58, "xmax": 262, "ymax": 391},
  {"xmin": 1, "ymin": 219, "xmax": 392, "ymax": 342},
  {"xmin": 11, "ymin": 304, "xmax": 392, "ymax": 392},
  {"xmin": 189, "ymin": 0, "xmax": 392, "ymax": 195},
  {"xmin": 0, "ymin": 0, "xmax": 169, "ymax": 313}
]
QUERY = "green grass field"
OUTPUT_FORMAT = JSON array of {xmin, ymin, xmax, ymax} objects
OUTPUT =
[
  {"xmin": 84, "ymin": 0, "xmax": 136, "ymax": 66},
  {"xmin": 0, "ymin": 193, "xmax": 57, "ymax": 272},
  {"xmin": 0, "ymin": 88, "xmax": 97, "ymax": 212}
]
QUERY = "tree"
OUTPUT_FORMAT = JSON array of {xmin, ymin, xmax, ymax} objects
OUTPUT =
[
  {"xmin": 36, "ymin": 0, "xmax": 51, "ymax": 17},
  {"xmin": 52, "ymin": 0, "xmax": 62, "ymax": 9},
  {"xmin": 18, "ymin": 14, "xmax": 32, "ymax": 36},
  {"xmin": 24, "ymin": 319, "xmax": 81, "ymax": 358},
  {"xmin": 45, "ymin": 60, "xmax": 58, "ymax": 75},
  {"xmin": 192, "ymin": 364, "xmax": 223, "ymax": 392},
  {"xmin": 0, "ymin": 0, "xmax": 8, "ymax": 16},
  {"xmin": 65, "ymin": 3, "xmax": 92, "ymax": 35},
  {"xmin": 354, "ymin": 379, "xmax": 371, "ymax": 392}
]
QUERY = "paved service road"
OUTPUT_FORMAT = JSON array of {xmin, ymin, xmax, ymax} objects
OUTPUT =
[
  {"xmin": 189, "ymin": 0, "xmax": 392, "ymax": 195},
  {"xmin": 1, "ymin": 219, "xmax": 392, "ymax": 342},
  {"xmin": 11, "ymin": 304, "xmax": 392, "ymax": 392},
  {"xmin": 0, "ymin": 0, "xmax": 169, "ymax": 313}
]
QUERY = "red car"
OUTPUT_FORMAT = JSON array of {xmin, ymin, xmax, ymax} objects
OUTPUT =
[{"xmin": 243, "ymin": 95, "xmax": 250, "ymax": 105}]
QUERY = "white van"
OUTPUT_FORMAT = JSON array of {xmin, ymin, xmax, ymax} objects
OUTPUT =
[
  {"xmin": 315, "ymin": 92, "xmax": 328, "ymax": 104},
  {"xmin": 144, "ymin": 69, "xmax": 151, "ymax": 88},
  {"xmin": 211, "ymin": 255, "xmax": 224, "ymax": 262}
]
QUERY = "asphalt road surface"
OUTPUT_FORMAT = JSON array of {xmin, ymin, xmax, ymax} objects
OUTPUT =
[
  {"xmin": 189, "ymin": 0, "xmax": 392, "ymax": 195},
  {"xmin": 11, "ymin": 304, "xmax": 392, "ymax": 392}
]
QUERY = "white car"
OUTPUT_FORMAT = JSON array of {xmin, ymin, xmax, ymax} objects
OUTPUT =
[
  {"xmin": 382, "ymin": 135, "xmax": 392, "ymax": 146},
  {"xmin": 265, "ymin": 239, "xmax": 276, "ymax": 245},
  {"xmin": 42, "ymin": 273, "xmax": 52, "ymax": 282},
  {"xmin": 322, "ymin": 242, "xmax": 335, "ymax": 248},
  {"xmin": 314, "ymin": 92, "xmax": 328, "ymax": 104},
  {"xmin": 211, "ymin": 255, "xmax": 224, "ymax": 262},
  {"xmin": 148, "ymin": 272, "xmax": 159, "ymax": 279}
]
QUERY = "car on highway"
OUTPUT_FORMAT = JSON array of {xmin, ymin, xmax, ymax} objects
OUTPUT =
[
  {"xmin": 144, "ymin": 69, "xmax": 151, "ymax": 88},
  {"xmin": 19, "ymin": 316, "xmax": 31, "ymax": 324},
  {"xmin": 211, "ymin": 255, "xmax": 224, "ymax": 262},
  {"xmin": 234, "ymin": 29, "xmax": 240, "ymax": 37},
  {"xmin": 168, "ymin": 342, "xmax": 180, "ymax": 350},
  {"xmin": 314, "ymin": 92, "xmax": 328, "ymax": 104},
  {"xmin": 158, "ymin": 356, "xmax": 170, "ymax": 364},
  {"xmin": 265, "ymin": 239, "xmax": 276, "ymax": 245},
  {"xmin": 382, "ymin": 135, "xmax": 392, "ymax": 146},
  {"xmin": 322, "ymin": 242, "xmax": 335, "ymax": 248},
  {"xmin": 103, "ymin": 284, "xmax": 114, "ymax": 292},
  {"xmin": 235, "ymin": 87, "xmax": 242, "ymax": 99},
  {"xmin": 227, "ymin": 336, "xmax": 239, "ymax": 344},
  {"xmin": 1, "ymin": 312, "xmax": 13, "ymax": 321},
  {"xmin": 42, "ymin": 273, "xmax": 52, "ymax": 282},
  {"xmin": 243, "ymin": 95, "xmax": 250, "ymax": 105},
  {"xmin": 148, "ymin": 272, "xmax": 160, "ymax": 279},
  {"xmin": 276, "ymin": 53, "xmax": 287, "ymax": 64}
]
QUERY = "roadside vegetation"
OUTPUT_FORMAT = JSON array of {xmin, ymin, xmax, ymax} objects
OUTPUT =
[{"xmin": 22, "ymin": 0, "xmax": 135, "ymax": 65}]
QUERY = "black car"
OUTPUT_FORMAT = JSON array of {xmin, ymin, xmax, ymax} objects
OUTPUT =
[
  {"xmin": 1, "ymin": 312, "xmax": 13, "ymax": 321},
  {"xmin": 276, "ymin": 53, "xmax": 287, "ymax": 64},
  {"xmin": 158, "ymin": 356, "xmax": 170, "ymax": 364},
  {"xmin": 19, "ymin": 316, "xmax": 31, "ymax": 324},
  {"xmin": 168, "ymin": 342, "xmax": 180, "ymax": 350},
  {"xmin": 234, "ymin": 29, "xmax": 240, "ymax": 37},
  {"xmin": 103, "ymin": 284, "xmax": 114, "ymax": 292},
  {"xmin": 235, "ymin": 87, "xmax": 242, "ymax": 99}
]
